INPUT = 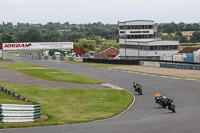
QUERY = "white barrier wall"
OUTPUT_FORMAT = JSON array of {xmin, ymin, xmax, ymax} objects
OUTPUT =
[
  {"xmin": 0, "ymin": 104, "xmax": 41, "ymax": 123},
  {"xmin": 140, "ymin": 61, "xmax": 160, "ymax": 67},
  {"xmin": 0, "ymin": 86, "xmax": 42, "ymax": 123},
  {"xmin": 172, "ymin": 54, "xmax": 183, "ymax": 62},
  {"xmin": 194, "ymin": 51, "xmax": 200, "ymax": 63}
]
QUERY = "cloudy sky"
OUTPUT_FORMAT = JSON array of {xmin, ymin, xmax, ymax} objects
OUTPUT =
[{"xmin": 0, "ymin": 0, "xmax": 200, "ymax": 25}]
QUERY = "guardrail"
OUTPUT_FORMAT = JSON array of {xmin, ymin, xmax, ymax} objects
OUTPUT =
[
  {"xmin": 0, "ymin": 86, "xmax": 42, "ymax": 123},
  {"xmin": 0, "ymin": 104, "xmax": 41, "ymax": 123}
]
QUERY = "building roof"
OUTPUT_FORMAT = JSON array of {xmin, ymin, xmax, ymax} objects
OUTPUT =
[
  {"xmin": 96, "ymin": 47, "xmax": 119, "ymax": 54},
  {"xmin": 119, "ymin": 20, "xmax": 154, "ymax": 23},
  {"xmin": 178, "ymin": 47, "xmax": 200, "ymax": 54}
]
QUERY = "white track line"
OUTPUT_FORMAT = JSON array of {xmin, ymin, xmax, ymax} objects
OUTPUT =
[{"xmin": 101, "ymin": 68, "xmax": 199, "ymax": 81}]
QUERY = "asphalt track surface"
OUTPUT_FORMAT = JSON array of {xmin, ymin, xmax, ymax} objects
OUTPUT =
[{"xmin": 1, "ymin": 54, "xmax": 200, "ymax": 133}]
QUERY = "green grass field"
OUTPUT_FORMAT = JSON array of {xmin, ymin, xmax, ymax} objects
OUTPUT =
[
  {"xmin": 0, "ymin": 91, "xmax": 33, "ymax": 105},
  {"xmin": 0, "ymin": 82, "xmax": 133, "ymax": 128},
  {"xmin": 7, "ymin": 51, "xmax": 19, "ymax": 54},
  {"xmin": 1, "ymin": 62, "xmax": 103, "ymax": 84},
  {"xmin": 0, "ymin": 59, "xmax": 12, "ymax": 62}
]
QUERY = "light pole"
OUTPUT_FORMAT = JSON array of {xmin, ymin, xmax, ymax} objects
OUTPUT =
[{"xmin": 125, "ymin": 23, "xmax": 127, "ymax": 59}]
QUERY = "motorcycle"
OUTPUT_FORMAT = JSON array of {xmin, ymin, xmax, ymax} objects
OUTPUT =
[
  {"xmin": 167, "ymin": 99, "xmax": 176, "ymax": 113},
  {"xmin": 159, "ymin": 97, "xmax": 168, "ymax": 108},
  {"xmin": 155, "ymin": 96, "xmax": 176, "ymax": 113},
  {"xmin": 133, "ymin": 84, "xmax": 142, "ymax": 95}
]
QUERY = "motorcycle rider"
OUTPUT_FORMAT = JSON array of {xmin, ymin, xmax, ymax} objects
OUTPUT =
[
  {"xmin": 155, "ymin": 91, "xmax": 162, "ymax": 99},
  {"xmin": 154, "ymin": 91, "xmax": 163, "ymax": 103},
  {"xmin": 133, "ymin": 82, "xmax": 141, "ymax": 92}
]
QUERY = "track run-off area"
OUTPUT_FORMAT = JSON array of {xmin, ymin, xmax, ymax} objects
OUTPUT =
[{"xmin": 1, "ymin": 53, "xmax": 200, "ymax": 133}]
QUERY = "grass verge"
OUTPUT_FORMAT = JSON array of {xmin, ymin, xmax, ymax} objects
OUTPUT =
[
  {"xmin": 7, "ymin": 52, "xmax": 19, "ymax": 54},
  {"xmin": 0, "ymin": 82, "xmax": 133, "ymax": 129},
  {"xmin": 1, "ymin": 62, "xmax": 103, "ymax": 84},
  {"xmin": 0, "ymin": 91, "xmax": 33, "ymax": 105},
  {"xmin": 0, "ymin": 59, "xmax": 12, "ymax": 62}
]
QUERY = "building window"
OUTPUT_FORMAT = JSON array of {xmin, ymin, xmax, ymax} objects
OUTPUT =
[
  {"xmin": 158, "ymin": 46, "xmax": 162, "ymax": 50},
  {"xmin": 120, "ymin": 26, "xmax": 125, "ymax": 29},
  {"xmin": 173, "ymin": 45, "xmax": 178, "ymax": 50},
  {"xmin": 166, "ymin": 45, "xmax": 170, "ymax": 50},
  {"xmin": 148, "ymin": 45, "xmax": 178, "ymax": 51},
  {"xmin": 126, "ymin": 34, "xmax": 154, "ymax": 39},
  {"xmin": 124, "ymin": 25, "xmax": 153, "ymax": 29},
  {"xmin": 120, "ymin": 44, "xmax": 178, "ymax": 51}
]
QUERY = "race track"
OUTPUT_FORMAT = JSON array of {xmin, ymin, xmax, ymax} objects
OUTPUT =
[{"xmin": 1, "ymin": 54, "xmax": 200, "ymax": 133}]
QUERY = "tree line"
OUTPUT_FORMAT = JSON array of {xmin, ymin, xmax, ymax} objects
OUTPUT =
[
  {"xmin": 0, "ymin": 22, "xmax": 118, "ymax": 43},
  {"xmin": 1, "ymin": 21, "xmax": 200, "ymax": 52},
  {"xmin": 157, "ymin": 22, "xmax": 200, "ymax": 43},
  {"xmin": 0, "ymin": 22, "xmax": 119, "ymax": 51}
]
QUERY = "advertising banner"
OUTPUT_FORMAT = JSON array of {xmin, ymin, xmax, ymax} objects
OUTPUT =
[{"xmin": 2, "ymin": 42, "xmax": 73, "ymax": 50}]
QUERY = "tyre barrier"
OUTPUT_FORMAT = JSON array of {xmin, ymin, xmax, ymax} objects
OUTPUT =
[
  {"xmin": 160, "ymin": 62, "xmax": 200, "ymax": 70},
  {"xmin": 0, "ymin": 86, "xmax": 42, "ymax": 123}
]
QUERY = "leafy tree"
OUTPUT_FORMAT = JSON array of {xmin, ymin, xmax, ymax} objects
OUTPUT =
[
  {"xmin": 178, "ymin": 22, "xmax": 185, "ymax": 31},
  {"xmin": 165, "ymin": 22, "xmax": 177, "ymax": 33},
  {"xmin": 193, "ymin": 23, "xmax": 200, "ymax": 30},
  {"xmin": 71, "ymin": 26, "xmax": 79, "ymax": 32},
  {"xmin": 175, "ymin": 31, "xmax": 188, "ymax": 43},
  {"xmin": 99, "ymin": 40, "xmax": 120, "ymax": 49},
  {"xmin": 24, "ymin": 28, "xmax": 42, "ymax": 42},
  {"xmin": 162, "ymin": 33, "xmax": 181, "ymax": 41},
  {"xmin": 15, "ymin": 32, "xmax": 25, "ymax": 42},
  {"xmin": 76, "ymin": 39, "xmax": 96, "ymax": 52},
  {"xmin": 180, "ymin": 36, "xmax": 188, "ymax": 43},
  {"xmin": 185, "ymin": 24, "xmax": 193, "ymax": 31},
  {"xmin": 175, "ymin": 31, "xmax": 183, "ymax": 36},
  {"xmin": 43, "ymin": 32, "xmax": 61, "ymax": 42},
  {"xmin": 190, "ymin": 31, "xmax": 200, "ymax": 42},
  {"xmin": 0, "ymin": 33, "xmax": 15, "ymax": 44},
  {"xmin": 60, "ymin": 31, "xmax": 85, "ymax": 42}
]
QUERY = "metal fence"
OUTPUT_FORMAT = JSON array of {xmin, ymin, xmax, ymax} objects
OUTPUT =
[{"xmin": 19, "ymin": 51, "xmax": 76, "ymax": 61}]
